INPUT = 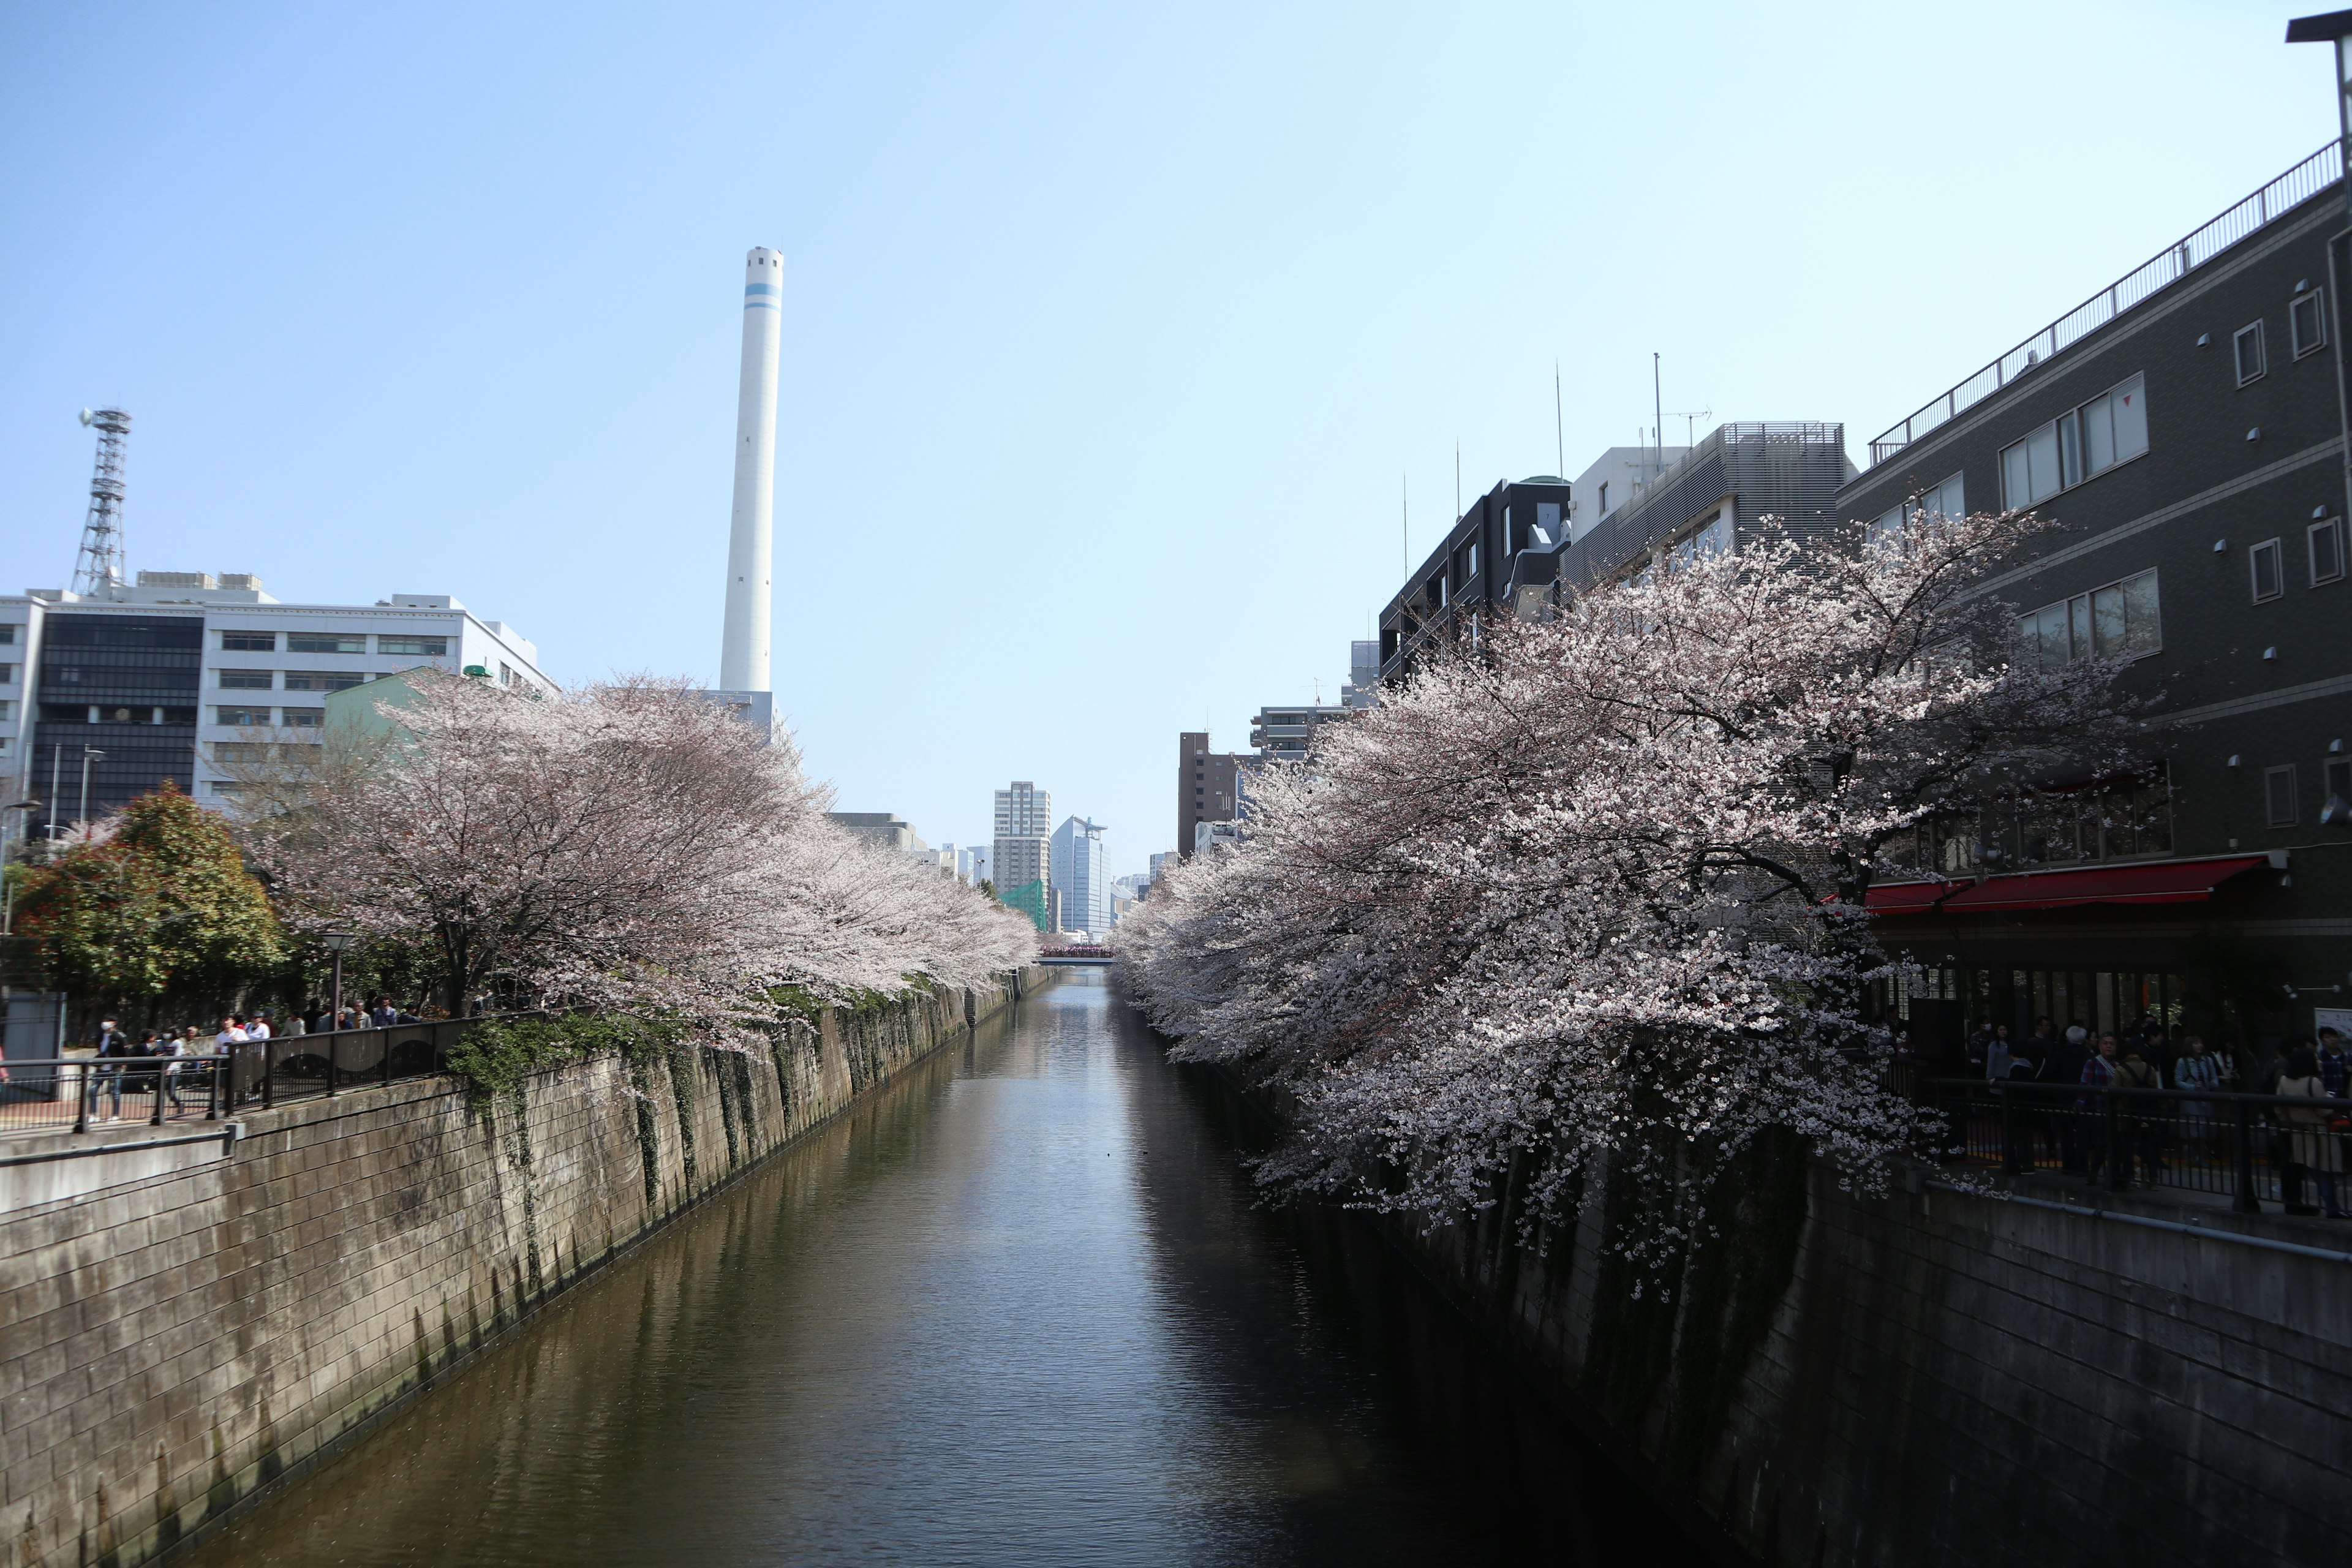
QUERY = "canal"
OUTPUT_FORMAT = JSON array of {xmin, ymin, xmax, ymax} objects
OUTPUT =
[{"xmin": 185, "ymin": 971, "xmax": 1689, "ymax": 1566}]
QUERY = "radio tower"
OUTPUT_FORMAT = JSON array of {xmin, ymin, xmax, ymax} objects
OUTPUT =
[{"xmin": 71, "ymin": 407, "xmax": 132, "ymax": 597}]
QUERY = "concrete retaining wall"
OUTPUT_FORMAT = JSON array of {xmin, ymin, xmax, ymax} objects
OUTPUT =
[
  {"xmin": 1402, "ymin": 1151, "xmax": 2352, "ymax": 1568},
  {"xmin": 0, "ymin": 968, "xmax": 1052, "ymax": 1568}
]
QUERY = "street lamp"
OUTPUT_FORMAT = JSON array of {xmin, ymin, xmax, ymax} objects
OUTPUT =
[
  {"xmin": 320, "ymin": 930, "xmax": 356, "ymax": 1096},
  {"xmin": 75, "ymin": 748, "xmax": 105, "ymax": 834},
  {"xmin": 2290, "ymin": 11, "xmax": 2352, "ymax": 222}
]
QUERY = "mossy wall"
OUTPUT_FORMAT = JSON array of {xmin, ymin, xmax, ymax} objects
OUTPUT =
[{"xmin": 0, "ymin": 967, "xmax": 1052, "ymax": 1568}]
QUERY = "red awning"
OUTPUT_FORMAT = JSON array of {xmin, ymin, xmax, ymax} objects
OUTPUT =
[
  {"xmin": 1918, "ymin": 854, "xmax": 2271, "ymax": 914},
  {"xmin": 1863, "ymin": 880, "xmax": 1956, "ymax": 913}
]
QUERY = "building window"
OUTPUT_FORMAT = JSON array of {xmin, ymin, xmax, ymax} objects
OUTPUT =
[
  {"xmin": 208, "ymin": 780, "xmax": 244, "ymax": 797},
  {"xmin": 220, "ymin": 631, "xmax": 276, "ymax": 652},
  {"xmin": 1598, "ymin": 481, "xmax": 1610, "ymax": 514},
  {"xmin": 1869, "ymin": 472, "xmax": 1965, "ymax": 551},
  {"xmin": 2250, "ymin": 538, "xmax": 2284, "ymax": 602},
  {"xmin": 2291, "ymin": 289, "xmax": 2327, "ymax": 359},
  {"xmin": 0, "ymin": 625, "xmax": 15, "ymax": 644},
  {"xmin": 218, "ymin": 669, "xmax": 273, "ymax": 690},
  {"xmin": 213, "ymin": 705, "xmax": 268, "ymax": 726},
  {"xmin": 287, "ymin": 633, "xmax": 365, "ymax": 655},
  {"xmin": 2310, "ymin": 517, "xmax": 2345, "ymax": 586},
  {"xmin": 377, "ymin": 635, "xmax": 448, "ymax": 657},
  {"xmin": 2015, "ymin": 568, "xmax": 2161, "ymax": 667},
  {"xmin": 2266, "ymin": 764, "xmax": 2297, "ymax": 827},
  {"xmin": 0, "ymin": 701, "xmax": 10, "ymax": 721},
  {"xmin": 282, "ymin": 671, "xmax": 366, "ymax": 692},
  {"xmin": 2000, "ymin": 375, "xmax": 2149, "ymax": 508},
  {"xmin": 282, "ymin": 708, "xmax": 325, "ymax": 729},
  {"xmin": 0, "ymin": 664, "xmax": 15, "ymax": 685},
  {"xmin": 1536, "ymin": 500, "xmax": 1562, "ymax": 545},
  {"xmin": 2322, "ymin": 758, "xmax": 2352, "ymax": 823},
  {"xmin": 2234, "ymin": 321, "xmax": 2267, "ymax": 385}
]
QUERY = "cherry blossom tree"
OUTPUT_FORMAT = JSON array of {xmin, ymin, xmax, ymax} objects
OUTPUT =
[
  {"xmin": 1117, "ymin": 509, "xmax": 2143, "ymax": 1253},
  {"xmin": 241, "ymin": 671, "xmax": 1033, "ymax": 1028}
]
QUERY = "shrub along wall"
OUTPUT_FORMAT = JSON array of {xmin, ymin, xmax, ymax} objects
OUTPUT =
[{"xmin": 0, "ymin": 968, "xmax": 1051, "ymax": 1568}]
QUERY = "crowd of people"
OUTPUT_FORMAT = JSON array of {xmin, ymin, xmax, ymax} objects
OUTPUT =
[
  {"xmin": 68, "ymin": 998, "xmax": 431, "ymax": 1124},
  {"xmin": 1961, "ymin": 1016, "xmax": 2352, "ymax": 1218}
]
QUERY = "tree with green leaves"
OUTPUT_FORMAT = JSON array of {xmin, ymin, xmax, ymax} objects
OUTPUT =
[{"xmin": 12, "ymin": 783, "xmax": 284, "ymax": 1030}]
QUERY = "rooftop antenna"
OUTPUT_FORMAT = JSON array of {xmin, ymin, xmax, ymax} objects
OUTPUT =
[
  {"xmin": 1554, "ymin": 363, "xmax": 1564, "ymax": 478},
  {"xmin": 72, "ymin": 408, "xmax": 131, "ymax": 597},
  {"xmin": 1667, "ymin": 407, "xmax": 1712, "ymax": 448}
]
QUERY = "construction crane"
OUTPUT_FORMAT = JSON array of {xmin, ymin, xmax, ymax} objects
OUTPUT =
[{"xmin": 72, "ymin": 407, "xmax": 131, "ymax": 597}]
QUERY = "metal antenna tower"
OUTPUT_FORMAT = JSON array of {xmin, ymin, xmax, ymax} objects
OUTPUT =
[{"xmin": 71, "ymin": 408, "xmax": 132, "ymax": 597}]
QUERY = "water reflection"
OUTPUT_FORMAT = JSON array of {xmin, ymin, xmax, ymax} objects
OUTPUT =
[{"xmin": 184, "ymin": 971, "xmax": 1684, "ymax": 1567}]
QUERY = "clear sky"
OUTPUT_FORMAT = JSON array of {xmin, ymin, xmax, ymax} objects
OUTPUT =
[{"xmin": 0, "ymin": 2, "xmax": 2334, "ymax": 878}]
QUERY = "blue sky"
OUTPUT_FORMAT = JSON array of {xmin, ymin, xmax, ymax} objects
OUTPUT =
[{"xmin": 0, "ymin": 2, "xmax": 2332, "ymax": 877}]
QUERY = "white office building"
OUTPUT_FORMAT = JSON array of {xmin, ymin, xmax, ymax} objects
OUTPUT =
[
  {"xmin": 1049, "ymin": 815, "xmax": 1109, "ymax": 936},
  {"xmin": 0, "ymin": 573, "xmax": 549, "ymax": 827}
]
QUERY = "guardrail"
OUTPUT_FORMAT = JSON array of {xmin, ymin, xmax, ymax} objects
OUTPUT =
[
  {"xmin": 1918, "ymin": 1076, "xmax": 2352, "ymax": 1217},
  {"xmin": 0, "ymin": 1015, "xmax": 534, "ymax": 1137},
  {"xmin": 1867, "ymin": 141, "xmax": 2343, "ymax": 469}
]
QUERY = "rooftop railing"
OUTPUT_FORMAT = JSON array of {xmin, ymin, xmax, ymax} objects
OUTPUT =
[{"xmin": 1868, "ymin": 142, "xmax": 2344, "ymax": 470}]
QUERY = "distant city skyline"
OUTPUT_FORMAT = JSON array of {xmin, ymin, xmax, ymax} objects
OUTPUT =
[{"xmin": 1, "ymin": 3, "xmax": 2334, "ymax": 876}]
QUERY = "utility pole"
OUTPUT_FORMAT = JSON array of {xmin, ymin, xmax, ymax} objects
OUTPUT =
[{"xmin": 1653, "ymin": 354, "xmax": 1664, "ymax": 485}]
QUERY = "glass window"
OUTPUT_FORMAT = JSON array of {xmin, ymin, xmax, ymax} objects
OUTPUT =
[
  {"xmin": 2311, "ymin": 518, "xmax": 2345, "ymax": 585},
  {"xmin": 287, "ymin": 633, "xmax": 365, "ymax": 655},
  {"xmin": 1536, "ymin": 501, "xmax": 1561, "ymax": 545},
  {"xmin": 2292, "ymin": 290, "xmax": 2327, "ymax": 358},
  {"xmin": 2234, "ymin": 321, "xmax": 2266, "ymax": 385},
  {"xmin": 217, "ymin": 669, "xmax": 273, "ymax": 690},
  {"xmin": 0, "ymin": 625, "xmax": 15, "ymax": 645},
  {"xmin": 2266, "ymin": 764, "xmax": 2297, "ymax": 827},
  {"xmin": 1599, "ymin": 481, "xmax": 1610, "ymax": 513},
  {"xmin": 213, "ymin": 705, "xmax": 267, "ymax": 726},
  {"xmin": 2251, "ymin": 538, "xmax": 2283, "ymax": 601},
  {"xmin": 2015, "ymin": 570, "xmax": 2159, "ymax": 665},
  {"xmin": 282, "ymin": 671, "xmax": 366, "ymax": 692},
  {"xmin": 2323, "ymin": 759, "xmax": 2352, "ymax": 823},
  {"xmin": 377, "ymin": 635, "xmax": 448, "ymax": 657},
  {"xmin": 220, "ymin": 631, "xmax": 276, "ymax": 652},
  {"xmin": 282, "ymin": 708, "xmax": 325, "ymax": 728},
  {"xmin": 2110, "ymin": 375, "xmax": 2147, "ymax": 459}
]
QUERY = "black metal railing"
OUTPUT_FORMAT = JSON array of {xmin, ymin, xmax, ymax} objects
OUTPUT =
[
  {"xmin": 1920, "ymin": 1076, "xmax": 2352, "ymax": 1216},
  {"xmin": 0, "ymin": 1016, "xmax": 529, "ymax": 1138}
]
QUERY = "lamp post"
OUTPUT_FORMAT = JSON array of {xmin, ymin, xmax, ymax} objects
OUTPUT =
[
  {"xmin": 321, "ymin": 931, "xmax": 356, "ymax": 1096},
  {"xmin": 2290, "ymin": 12, "xmax": 2352, "ymax": 222},
  {"xmin": 2289, "ymin": 12, "xmax": 2352, "ymax": 520},
  {"xmin": 75, "ymin": 748, "xmax": 104, "ymax": 834}
]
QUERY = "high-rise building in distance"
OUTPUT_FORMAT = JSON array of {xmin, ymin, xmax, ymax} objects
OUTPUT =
[
  {"xmin": 1050, "ymin": 815, "xmax": 1109, "ymax": 935},
  {"xmin": 992, "ymin": 780, "xmax": 1052, "ymax": 930}
]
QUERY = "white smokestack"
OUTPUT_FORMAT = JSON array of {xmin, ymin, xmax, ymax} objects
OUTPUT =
[{"xmin": 720, "ymin": 247, "xmax": 783, "ymax": 693}]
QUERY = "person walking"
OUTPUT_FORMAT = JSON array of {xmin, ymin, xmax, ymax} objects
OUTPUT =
[
  {"xmin": 85, "ymin": 1017, "xmax": 132, "ymax": 1124},
  {"xmin": 1986, "ymin": 1023, "xmax": 2017, "ymax": 1084},
  {"xmin": 151, "ymin": 1030, "xmax": 187, "ymax": 1118},
  {"xmin": 2116, "ymin": 1039, "xmax": 2166, "ymax": 1186},
  {"xmin": 2045, "ymin": 1025, "xmax": 2094, "ymax": 1174},
  {"xmin": 2174, "ymin": 1036, "xmax": 2222, "ymax": 1163},
  {"xmin": 2080, "ymin": 1033, "xmax": 2121, "ymax": 1186},
  {"xmin": 2275, "ymin": 1044, "xmax": 2346, "ymax": 1218}
]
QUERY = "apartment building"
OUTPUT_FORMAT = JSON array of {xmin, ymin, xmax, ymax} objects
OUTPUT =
[
  {"xmin": 1177, "ymin": 733, "xmax": 1245, "ymax": 861},
  {"xmin": 0, "ymin": 574, "xmax": 548, "ymax": 827},
  {"xmin": 1847, "ymin": 143, "xmax": 2352, "ymax": 1057},
  {"xmin": 992, "ymin": 780, "xmax": 1053, "ymax": 927}
]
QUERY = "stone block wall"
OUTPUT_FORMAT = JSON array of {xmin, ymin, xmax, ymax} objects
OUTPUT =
[{"xmin": 0, "ymin": 968, "xmax": 1049, "ymax": 1568}]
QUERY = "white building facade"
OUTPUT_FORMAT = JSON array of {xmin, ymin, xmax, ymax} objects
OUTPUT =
[
  {"xmin": 0, "ymin": 574, "xmax": 549, "ymax": 827},
  {"xmin": 1049, "ymin": 815, "xmax": 1109, "ymax": 935}
]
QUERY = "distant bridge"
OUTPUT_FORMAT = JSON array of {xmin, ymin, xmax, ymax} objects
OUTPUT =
[{"xmin": 1039, "ymin": 946, "xmax": 1113, "ymax": 967}]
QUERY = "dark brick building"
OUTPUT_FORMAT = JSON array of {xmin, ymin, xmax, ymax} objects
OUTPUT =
[{"xmin": 1849, "ymin": 143, "xmax": 2352, "ymax": 1059}]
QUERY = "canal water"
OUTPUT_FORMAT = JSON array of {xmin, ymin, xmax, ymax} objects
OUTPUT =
[{"xmin": 186, "ymin": 971, "xmax": 1687, "ymax": 1567}]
